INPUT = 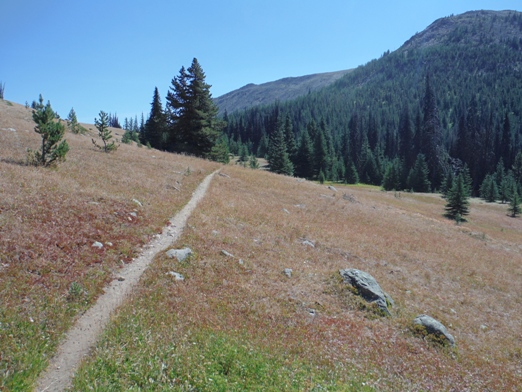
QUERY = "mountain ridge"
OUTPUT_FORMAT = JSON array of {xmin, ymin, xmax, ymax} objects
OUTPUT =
[{"xmin": 214, "ymin": 69, "xmax": 352, "ymax": 114}]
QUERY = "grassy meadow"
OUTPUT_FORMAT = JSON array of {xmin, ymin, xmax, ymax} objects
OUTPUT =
[
  {"xmin": 72, "ymin": 166, "xmax": 521, "ymax": 390},
  {"xmin": 1, "ymin": 99, "xmax": 521, "ymax": 391}
]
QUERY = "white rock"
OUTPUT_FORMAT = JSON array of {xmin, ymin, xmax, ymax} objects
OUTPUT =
[
  {"xmin": 221, "ymin": 250, "xmax": 234, "ymax": 258},
  {"xmin": 132, "ymin": 199, "xmax": 143, "ymax": 207},
  {"xmin": 92, "ymin": 241, "xmax": 103, "ymax": 249},
  {"xmin": 166, "ymin": 271, "xmax": 184, "ymax": 281},
  {"xmin": 302, "ymin": 239, "xmax": 315, "ymax": 248}
]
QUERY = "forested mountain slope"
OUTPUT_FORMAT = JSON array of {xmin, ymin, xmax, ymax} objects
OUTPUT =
[{"xmin": 224, "ymin": 10, "xmax": 522, "ymax": 195}]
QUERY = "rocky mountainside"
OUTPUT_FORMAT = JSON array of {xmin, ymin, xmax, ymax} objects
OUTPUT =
[{"xmin": 214, "ymin": 69, "xmax": 351, "ymax": 114}]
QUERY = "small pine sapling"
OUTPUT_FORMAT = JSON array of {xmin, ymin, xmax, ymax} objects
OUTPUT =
[
  {"xmin": 92, "ymin": 111, "xmax": 118, "ymax": 152},
  {"xmin": 249, "ymin": 155, "xmax": 259, "ymax": 169},
  {"xmin": 28, "ymin": 97, "xmax": 69, "ymax": 167},
  {"xmin": 67, "ymin": 107, "xmax": 83, "ymax": 134}
]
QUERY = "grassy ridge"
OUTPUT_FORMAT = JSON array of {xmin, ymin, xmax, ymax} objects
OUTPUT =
[{"xmin": 72, "ymin": 166, "xmax": 522, "ymax": 391}]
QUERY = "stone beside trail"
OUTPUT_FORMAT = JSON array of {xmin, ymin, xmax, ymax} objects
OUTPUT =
[
  {"xmin": 166, "ymin": 247, "xmax": 193, "ymax": 262},
  {"xmin": 339, "ymin": 268, "xmax": 394, "ymax": 315}
]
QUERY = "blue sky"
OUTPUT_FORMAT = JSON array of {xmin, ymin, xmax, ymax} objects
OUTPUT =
[{"xmin": 2, "ymin": 0, "xmax": 522, "ymax": 123}]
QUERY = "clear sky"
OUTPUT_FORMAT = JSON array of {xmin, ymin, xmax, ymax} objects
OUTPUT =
[{"xmin": 2, "ymin": 0, "xmax": 522, "ymax": 123}]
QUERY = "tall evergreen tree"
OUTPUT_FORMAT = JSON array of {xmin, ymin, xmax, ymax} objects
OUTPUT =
[
  {"xmin": 267, "ymin": 122, "xmax": 293, "ymax": 176},
  {"xmin": 144, "ymin": 87, "xmax": 167, "ymax": 149},
  {"xmin": 398, "ymin": 106, "xmax": 414, "ymax": 170},
  {"xmin": 479, "ymin": 174, "xmax": 499, "ymax": 202},
  {"xmin": 408, "ymin": 154, "xmax": 431, "ymax": 192},
  {"xmin": 382, "ymin": 159, "xmax": 402, "ymax": 191},
  {"xmin": 313, "ymin": 127, "xmax": 329, "ymax": 179},
  {"xmin": 508, "ymin": 185, "xmax": 521, "ymax": 217},
  {"xmin": 166, "ymin": 58, "xmax": 224, "ymax": 158},
  {"xmin": 283, "ymin": 115, "xmax": 297, "ymax": 164},
  {"xmin": 295, "ymin": 129, "xmax": 314, "ymax": 179},
  {"xmin": 421, "ymin": 73, "xmax": 444, "ymax": 189},
  {"xmin": 445, "ymin": 173, "xmax": 470, "ymax": 222}
]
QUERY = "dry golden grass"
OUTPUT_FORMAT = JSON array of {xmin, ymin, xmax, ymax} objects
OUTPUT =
[
  {"xmin": 2, "ymin": 99, "xmax": 522, "ymax": 390},
  {"xmin": 74, "ymin": 165, "xmax": 521, "ymax": 390},
  {"xmin": 0, "ymin": 100, "xmax": 220, "ymax": 389}
]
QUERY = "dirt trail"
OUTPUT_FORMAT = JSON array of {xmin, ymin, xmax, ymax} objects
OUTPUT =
[{"xmin": 35, "ymin": 170, "xmax": 218, "ymax": 392}]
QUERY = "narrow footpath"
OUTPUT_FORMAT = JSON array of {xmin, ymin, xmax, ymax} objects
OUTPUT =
[{"xmin": 35, "ymin": 170, "xmax": 218, "ymax": 392}]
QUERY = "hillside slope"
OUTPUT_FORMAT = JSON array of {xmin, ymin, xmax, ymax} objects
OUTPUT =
[
  {"xmin": 0, "ymin": 99, "xmax": 220, "ymax": 390},
  {"xmin": 214, "ymin": 69, "xmax": 352, "ymax": 114},
  {"xmin": 1, "ymin": 99, "xmax": 522, "ymax": 390}
]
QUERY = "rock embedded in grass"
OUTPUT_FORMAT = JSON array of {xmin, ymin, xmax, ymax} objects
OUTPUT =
[
  {"xmin": 166, "ymin": 271, "xmax": 185, "ymax": 281},
  {"xmin": 302, "ymin": 239, "xmax": 315, "ymax": 248},
  {"xmin": 413, "ymin": 314, "xmax": 455, "ymax": 347},
  {"xmin": 166, "ymin": 247, "xmax": 193, "ymax": 262},
  {"xmin": 92, "ymin": 241, "xmax": 103, "ymax": 249},
  {"xmin": 221, "ymin": 250, "xmax": 234, "ymax": 258},
  {"xmin": 339, "ymin": 268, "xmax": 394, "ymax": 316},
  {"xmin": 283, "ymin": 268, "xmax": 293, "ymax": 277}
]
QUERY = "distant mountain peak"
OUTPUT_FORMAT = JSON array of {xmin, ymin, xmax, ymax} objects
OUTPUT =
[
  {"xmin": 400, "ymin": 9, "xmax": 522, "ymax": 51},
  {"xmin": 214, "ymin": 69, "xmax": 352, "ymax": 115}
]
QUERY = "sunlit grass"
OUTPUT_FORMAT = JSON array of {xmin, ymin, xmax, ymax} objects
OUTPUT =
[
  {"xmin": 0, "ymin": 102, "xmax": 220, "ymax": 389},
  {"xmin": 72, "ymin": 165, "xmax": 522, "ymax": 390}
]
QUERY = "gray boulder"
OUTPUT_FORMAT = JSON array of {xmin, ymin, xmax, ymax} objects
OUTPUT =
[
  {"xmin": 339, "ymin": 268, "xmax": 394, "ymax": 315},
  {"xmin": 166, "ymin": 247, "xmax": 193, "ymax": 262},
  {"xmin": 283, "ymin": 268, "xmax": 293, "ymax": 278},
  {"xmin": 413, "ymin": 314, "xmax": 455, "ymax": 346}
]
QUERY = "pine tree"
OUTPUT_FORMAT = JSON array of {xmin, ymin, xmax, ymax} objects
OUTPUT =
[
  {"xmin": 267, "ymin": 123, "xmax": 293, "ymax": 176},
  {"xmin": 295, "ymin": 129, "xmax": 314, "ymax": 179},
  {"xmin": 144, "ymin": 87, "xmax": 167, "ymax": 149},
  {"xmin": 313, "ymin": 127, "xmax": 329, "ymax": 179},
  {"xmin": 209, "ymin": 136, "xmax": 230, "ymax": 164},
  {"xmin": 249, "ymin": 155, "xmax": 260, "ymax": 169},
  {"xmin": 92, "ymin": 111, "xmax": 117, "ymax": 152},
  {"xmin": 345, "ymin": 160, "xmax": 359, "ymax": 184},
  {"xmin": 499, "ymin": 173, "xmax": 515, "ymax": 204},
  {"xmin": 30, "ymin": 98, "xmax": 69, "ymax": 167},
  {"xmin": 283, "ymin": 115, "xmax": 297, "ymax": 164},
  {"xmin": 67, "ymin": 107, "xmax": 82, "ymax": 134},
  {"xmin": 382, "ymin": 159, "xmax": 401, "ymax": 191},
  {"xmin": 407, "ymin": 154, "xmax": 431, "ymax": 192},
  {"xmin": 421, "ymin": 73, "xmax": 444, "ymax": 189},
  {"xmin": 508, "ymin": 185, "xmax": 521, "ymax": 217},
  {"xmin": 440, "ymin": 170, "xmax": 454, "ymax": 199},
  {"xmin": 166, "ymin": 58, "xmax": 224, "ymax": 158},
  {"xmin": 479, "ymin": 174, "xmax": 499, "ymax": 202},
  {"xmin": 445, "ymin": 173, "xmax": 470, "ymax": 221}
]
